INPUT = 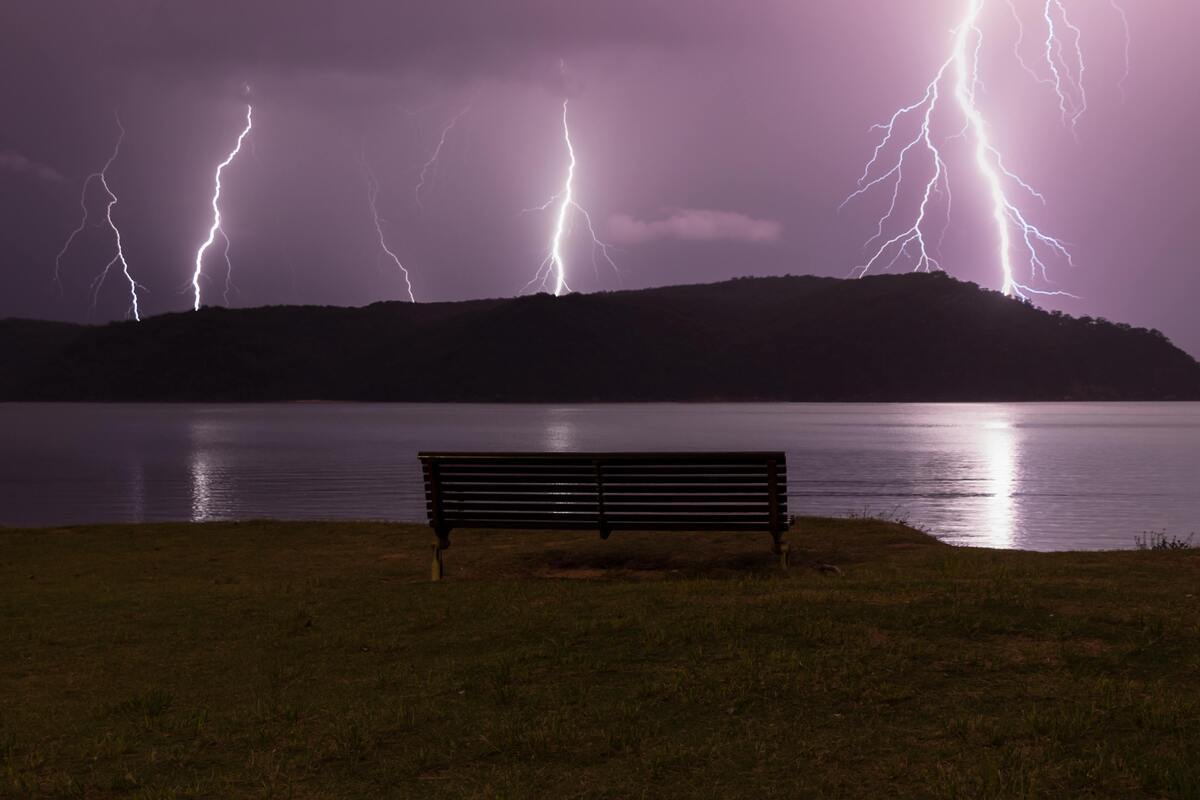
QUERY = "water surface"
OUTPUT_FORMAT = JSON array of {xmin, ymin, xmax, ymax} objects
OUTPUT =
[{"xmin": 2, "ymin": 402, "xmax": 1198, "ymax": 550}]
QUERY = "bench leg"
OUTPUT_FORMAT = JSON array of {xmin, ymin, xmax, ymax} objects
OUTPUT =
[
  {"xmin": 431, "ymin": 529, "xmax": 450, "ymax": 582},
  {"xmin": 771, "ymin": 534, "xmax": 790, "ymax": 571},
  {"xmin": 431, "ymin": 542, "xmax": 445, "ymax": 582}
]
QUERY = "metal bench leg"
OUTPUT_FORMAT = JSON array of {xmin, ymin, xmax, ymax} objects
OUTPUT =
[
  {"xmin": 431, "ymin": 529, "xmax": 450, "ymax": 582},
  {"xmin": 431, "ymin": 542, "xmax": 444, "ymax": 581},
  {"xmin": 772, "ymin": 534, "xmax": 790, "ymax": 571}
]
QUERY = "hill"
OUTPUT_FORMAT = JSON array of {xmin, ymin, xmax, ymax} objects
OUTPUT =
[{"xmin": 2, "ymin": 273, "xmax": 1198, "ymax": 401}]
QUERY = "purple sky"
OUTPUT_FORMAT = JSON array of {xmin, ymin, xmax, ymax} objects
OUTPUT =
[{"xmin": 2, "ymin": 1, "xmax": 1198, "ymax": 354}]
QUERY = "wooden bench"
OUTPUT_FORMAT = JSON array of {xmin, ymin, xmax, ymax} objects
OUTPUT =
[{"xmin": 419, "ymin": 451, "xmax": 790, "ymax": 580}]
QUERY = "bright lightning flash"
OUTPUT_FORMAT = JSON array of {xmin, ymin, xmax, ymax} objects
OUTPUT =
[
  {"xmin": 191, "ymin": 105, "xmax": 253, "ymax": 311},
  {"xmin": 844, "ymin": 0, "xmax": 1127, "ymax": 299},
  {"xmin": 360, "ymin": 147, "xmax": 417, "ymax": 303},
  {"xmin": 523, "ymin": 100, "xmax": 618, "ymax": 296},
  {"xmin": 55, "ymin": 111, "xmax": 143, "ymax": 321}
]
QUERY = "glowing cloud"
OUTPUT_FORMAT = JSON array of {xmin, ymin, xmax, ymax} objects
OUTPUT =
[
  {"xmin": 609, "ymin": 209, "xmax": 782, "ymax": 246},
  {"xmin": 0, "ymin": 151, "xmax": 63, "ymax": 183}
]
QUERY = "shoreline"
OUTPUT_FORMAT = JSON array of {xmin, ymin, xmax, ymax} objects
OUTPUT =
[{"xmin": 0, "ymin": 517, "xmax": 1170, "ymax": 554}]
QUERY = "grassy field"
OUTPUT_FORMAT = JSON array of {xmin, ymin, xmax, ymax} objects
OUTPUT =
[{"xmin": 2, "ymin": 519, "xmax": 1199, "ymax": 799}]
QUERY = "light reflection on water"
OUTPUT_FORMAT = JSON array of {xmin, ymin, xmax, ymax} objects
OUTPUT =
[
  {"xmin": 189, "ymin": 420, "xmax": 224, "ymax": 523},
  {"xmin": 189, "ymin": 451, "xmax": 214, "ymax": 523},
  {"xmin": 543, "ymin": 409, "xmax": 578, "ymax": 452},
  {"xmin": 979, "ymin": 416, "xmax": 1017, "ymax": 550},
  {"xmin": 2, "ymin": 402, "xmax": 1199, "ymax": 551}
]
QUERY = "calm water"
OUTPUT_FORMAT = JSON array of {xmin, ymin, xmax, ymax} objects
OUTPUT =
[{"xmin": 1, "ymin": 403, "xmax": 1198, "ymax": 550}]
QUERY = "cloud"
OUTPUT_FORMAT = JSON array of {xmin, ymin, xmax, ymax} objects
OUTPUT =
[
  {"xmin": 609, "ymin": 208, "xmax": 783, "ymax": 246},
  {"xmin": 2, "ymin": 1, "xmax": 790, "ymax": 90},
  {"xmin": 0, "ymin": 150, "xmax": 64, "ymax": 182}
]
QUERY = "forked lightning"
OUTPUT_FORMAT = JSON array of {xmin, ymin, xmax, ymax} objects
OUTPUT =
[{"xmin": 844, "ymin": 0, "xmax": 1129, "ymax": 299}]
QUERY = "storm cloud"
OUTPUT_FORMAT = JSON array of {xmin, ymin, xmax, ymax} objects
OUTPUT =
[
  {"xmin": 0, "ymin": 151, "xmax": 64, "ymax": 183},
  {"xmin": 3, "ymin": 0, "xmax": 789, "ymax": 85}
]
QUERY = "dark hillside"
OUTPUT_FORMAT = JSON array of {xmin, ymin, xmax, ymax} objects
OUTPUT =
[{"xmin": 2, "ymin": 274, "xmax": 1197, "ymax": 401}]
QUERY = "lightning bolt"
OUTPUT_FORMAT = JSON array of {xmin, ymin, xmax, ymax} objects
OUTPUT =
[
  {"xmin": 844, "ymin": 0, "xmax": 1127, "ymax": 300},
  {"xmin": 53, "ymin": 173, "xmax": 99, "ymax": 295},
  {"xmin": 360, "ymin": 145, "xmax": 417, "ymax": 303},
  {"xmin": 191, "ymin": 105, "xmax": 252, "ymax": 311},
  {"xmin": 1109, "ymin": 0, "xmax": 1132, "ymax": 102},
  {"xmin": 414, "ymin": 104, "xmax": 471, "ymax": 215},
  {"xmin": 523, "ymin": 99, "xmax": 619, "ymax": 296},
  {"xmin": 1042, "ymin": 0, "xmax": 1088, "ymax": 134},
  {"xmin": 220, "ymin": 231, "xmax": 236, "ymax": 306},
  {"xmin": 55, "ymin": 111, "xmax": 143, "ymax": 320}
]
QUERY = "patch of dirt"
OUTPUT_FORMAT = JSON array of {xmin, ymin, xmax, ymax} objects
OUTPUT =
[
  {"xmin": 1073, "ymin": 638, "xmax": 1113, "ymax": 656},
  {"xmin": 535, "ymin": 567, "xmax": 672, "ymax": 581},
  {"xmin": 538, "ymin": 568, "xmax": 610, "ymax": 579},
  {"xmin": 997, "ymin": 635, "xmax": 1063, "ymax": 667},
  {"xmin": 866, "ymin": 627, "xmax": 891, "ymax": 647}
]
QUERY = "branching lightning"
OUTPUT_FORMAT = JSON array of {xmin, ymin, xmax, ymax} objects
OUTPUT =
[
  {"xmin": 360, "ymin": 146, "xmax": 416, "ymax": 303},
  {"xmin": 844, "ymin": 0, "xmax": 1128, "ymax": 300},
  {"xmin": 1109, "ymin": 0, "xmax": 1132, "ymax": 102},
  {"xmin": 55, "ymin": 111, "xmax": 143, "ymax": 320},
  {"xmin": 220, "ymin": 231, "xmax": 236, "ymax": 306},
  {"xmin": 523, "ymin": 99, "xmax": 619, "ymax": 296},
  {"xmin": 191, "ymin": 105, "xmax": 252, "ymax": 311},
  {"xmin": 414, "ymin": 104, "xmax": 471, "ymax": 215}
]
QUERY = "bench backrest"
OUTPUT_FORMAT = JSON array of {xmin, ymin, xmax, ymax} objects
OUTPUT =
[{"xmin": 419, "ymin": 452, "xmax": 788, "ymax": 534}]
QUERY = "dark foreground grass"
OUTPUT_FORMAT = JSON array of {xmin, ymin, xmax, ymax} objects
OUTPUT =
[{"xmin": 2, "ymin": 519, "xmax": 1199, "ymax": 799}]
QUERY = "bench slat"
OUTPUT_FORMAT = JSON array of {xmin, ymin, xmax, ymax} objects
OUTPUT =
[
  {"xmin": 438, "ymin": 521, "xmax": 777, "ymax": 531},
  {"xmin": 435, "ymin": 468, "xmax": 784, "ymax": 478},
  {"xmin": 590, "ymin": 474, "xmax": 777, "ymax": 489},
  {"xmin": 431, "ymin": 501, "xmax": 776, "ymax": 514},
  {"xmin": 432, "ymin": 466, "xmax": 599, "ymax": 475},
  {"xmin": 432, "ymin": 479, "xmax": 777, "ymax": 491},
  {"xmin": 430, "ymin": 487, "xmax": 787, "ymax": 500},
  {"xmin": 436, "ymin": 501, "xmax": 599, "ymax": 513},
  {"xmin": 441, "ymin": 511, "xmax": 772, "ymax": 524},
  {"xmin": 421, "ymin": 452, "xmax": 780, "ymax": 462},
  {"xmin": 599, "ymin": 503, "xmax": 773, "ymax": 513},
  {"xmin": 436, "ymin": 491, "xmax": 772, "ymax": 503},
  {"xmin": 593, "ymin": 485, "xmax": 777, "ymax": 496},
  {"xmin": 599, "ymin": 466, "xmax": 784, "ymax": 473},
  {"xmin": 431, "ymin": 475, "xmax": 603, "ymax": 486}
]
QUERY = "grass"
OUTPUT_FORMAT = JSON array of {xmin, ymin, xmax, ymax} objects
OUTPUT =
[
  {"xmin": 2, "ymin": 519, "xmax": 1199, "ymax": 799},
  {"xmin": 1135, "ymin": 531, "xmax": 1197, "ymax": 551}
]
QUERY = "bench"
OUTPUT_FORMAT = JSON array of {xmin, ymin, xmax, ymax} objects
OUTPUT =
[{"xmin": 419, "ymin": 451, "xmax": 790, "ymax": 580}]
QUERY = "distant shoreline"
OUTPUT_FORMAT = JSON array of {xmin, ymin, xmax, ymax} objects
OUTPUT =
[
  {"xmin": 5, "ymin": 398, "xmax": 1200, "ymax": 406},
  {"xmin": 4, "ymin": 275, "xmax": 1198, "ymax": 402}
]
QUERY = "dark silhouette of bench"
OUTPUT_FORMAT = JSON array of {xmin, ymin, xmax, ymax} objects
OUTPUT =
[{"xmin": 419, "ymin": 451, "xmax": 790, "ymax": 580}]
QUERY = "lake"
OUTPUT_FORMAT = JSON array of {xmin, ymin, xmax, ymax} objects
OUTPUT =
[{"xmin": 1, "ymin": 402, "xmax": 1198, "ymax": 550}]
